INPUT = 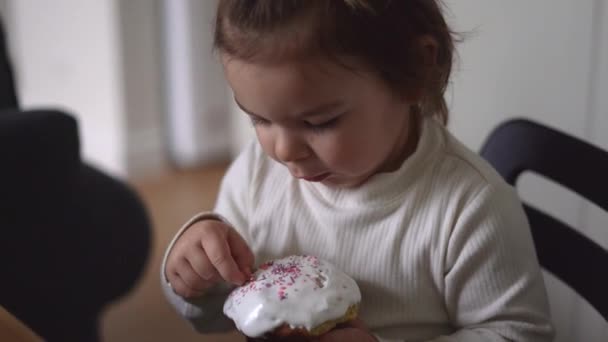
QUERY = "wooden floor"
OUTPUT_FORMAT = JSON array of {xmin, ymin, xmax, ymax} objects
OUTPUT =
[{"xmin": 100, "ymin": 165, "xmax": 244, "ymax": 342}]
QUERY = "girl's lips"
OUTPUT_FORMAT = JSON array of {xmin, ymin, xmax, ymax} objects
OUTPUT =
[{"xmin": 300, "ymin": 172, "xmax": 330, "ymax": 182}]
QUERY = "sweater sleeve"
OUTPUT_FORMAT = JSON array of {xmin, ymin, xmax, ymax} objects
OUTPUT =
[
  {"xmin": 374, "ymin": 184, "xmax": 554, "ymax": 342},
  {"xmin": 430, "ymin": 184, "xmax": 554, "ymax": 342},
  {"xmin": 160, "ymin": 142, "xmax": 257, "ymax": 334}
]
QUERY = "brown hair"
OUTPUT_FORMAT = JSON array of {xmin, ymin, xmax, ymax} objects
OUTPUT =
[{"xmin": 214, "ymin": 0, "xmax": 457, "ymax": 125}]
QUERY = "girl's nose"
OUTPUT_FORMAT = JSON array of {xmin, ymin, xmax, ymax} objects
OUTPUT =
[{"xmin": 274, "ymin": 131, "xmax": 310, "ymax": 163}]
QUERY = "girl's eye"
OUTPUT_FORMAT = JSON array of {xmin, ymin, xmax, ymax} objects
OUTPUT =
[
  {"xmin": 249, "ymin": 116, "xmax": 270, "ymax": 126},
  {"xmin": 306, "ymin": 116, "xmax": 341, "ymax": 133}
]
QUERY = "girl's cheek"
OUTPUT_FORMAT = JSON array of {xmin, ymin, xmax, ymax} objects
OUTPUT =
[{"xmin": 257, "ymin": 132, "xmax": 275, "ymax": 158}]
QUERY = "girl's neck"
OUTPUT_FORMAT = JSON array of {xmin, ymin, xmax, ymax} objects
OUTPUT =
[{"xmin": 380, "ymin": 110, "xmax": 421, "ymax": 174}]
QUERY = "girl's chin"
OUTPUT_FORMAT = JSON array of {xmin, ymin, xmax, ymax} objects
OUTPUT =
[{"xmin": 321, "ymin": 175, "xmax": 369, "ymax": 189}]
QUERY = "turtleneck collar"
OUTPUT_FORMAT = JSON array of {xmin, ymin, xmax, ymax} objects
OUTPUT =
[{"xmin": 302, "ymin": 117, "xmax": 446, "ymax": 210}]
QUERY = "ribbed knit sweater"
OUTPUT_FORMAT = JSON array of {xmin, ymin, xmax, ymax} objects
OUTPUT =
[{"xmin": 161, "ymin": 118, "xmax": 554, "ymax": 341}]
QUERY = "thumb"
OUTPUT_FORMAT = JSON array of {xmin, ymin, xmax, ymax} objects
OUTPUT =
[
  {"xmin": 317, "ymin": 327, "xmax": 368, "ymax": 341},
  {"xmin": 341, "ymin": 318, "xmax": 367, "ymax": 330},
  {"xmin": 227, "ymin": 228, "xmax": 255, "ymax": 277}
]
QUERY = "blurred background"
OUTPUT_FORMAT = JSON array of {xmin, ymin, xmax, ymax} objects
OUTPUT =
[{"xmin": 0, "ymin": 0, "xmax": 606, "ymax": 341}]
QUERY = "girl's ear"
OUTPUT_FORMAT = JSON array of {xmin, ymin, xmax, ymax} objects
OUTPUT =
[
  {"xmin": 419, "ymin": 35, "xmax": 439, "ymax": 67},
  {"xmin": 403, "ymin": 35, "xmax": 439, "ymax": 104}
]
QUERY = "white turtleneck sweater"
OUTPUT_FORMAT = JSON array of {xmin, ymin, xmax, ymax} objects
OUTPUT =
[{"xmin": 161, "ymin": 118, "xmax": 554, "ymax": 342}]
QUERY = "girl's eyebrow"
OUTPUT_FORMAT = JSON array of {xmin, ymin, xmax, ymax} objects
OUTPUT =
[{"xmin": 234, "ymin": 97, "xmax": 344, "ymax": 119}]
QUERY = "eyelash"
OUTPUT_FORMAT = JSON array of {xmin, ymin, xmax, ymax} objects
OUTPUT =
[
  {"xmin": 249, "ymin": 116, "xmax": 270, "ymax": 126},
  {"xmin": 306, "ymin": 117, "xmax": 340, "ymax": 133},
  {"xmin": 249, "ymin": 115, "xmax": 341, "ymax": 133}
]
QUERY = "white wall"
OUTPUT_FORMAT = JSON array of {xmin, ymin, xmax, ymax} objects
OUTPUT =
[
  {"xmin": 0, "ymin": 0, "xmax": 7, "ymax": 24},
  {"xmin": 0, "ymin": 0, "xmax": 11, "ymax": 36},
  {"xmin": 584, "ymin": 0, "xmax": 608, "ymax": 252},
  {"xmin": 5, "ymin": 0, "xmax": 127, "ymax": 176},
  {"xmin": 445, "ymin": 0, "xmax": 595, "ymax": 146},
  {"xmin": 161, "ymin": 0, "xmax": 232, "ymax": 168},
  {"xmin": 119, "ymin": 0, "xmax": 167, "ymax": 177}
]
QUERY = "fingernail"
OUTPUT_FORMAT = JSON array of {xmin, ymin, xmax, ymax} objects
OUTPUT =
[{"xmin": 234, "ymin": 273, "xmax": 246, "ymax": 286}]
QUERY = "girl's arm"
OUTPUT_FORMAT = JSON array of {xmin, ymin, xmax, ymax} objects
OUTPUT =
[
  {"xmin": 378, "ymin": 185, "xmax": 554, "ymax": 342},
  {"xmin": 160, "ymin": 142, "xmax": 257, "ymax": 334},
  {"xmin": 433, "ymin": 185, "xmax": 554, "ymax": 341}
]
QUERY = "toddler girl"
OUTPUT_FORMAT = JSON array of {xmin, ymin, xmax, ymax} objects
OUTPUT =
[{"xmin": 162, "ymin": 1, "xmax": 554, "ymax": 341}]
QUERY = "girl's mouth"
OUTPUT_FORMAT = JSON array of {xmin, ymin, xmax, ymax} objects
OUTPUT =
[{"xmin": 300, "ymin": 172, "xmax": 330, "ymax": 182}]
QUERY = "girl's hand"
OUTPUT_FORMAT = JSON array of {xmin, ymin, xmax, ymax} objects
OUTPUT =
[
  {"xmin": 165, "ymin": 219, "xmax": 254, "ymax": 298},
  {"xmin": 313, "ymin": 320, "xmax": 378, "ymax": 342},
  {"xmin": 246, "ymin": 320, "xmax": 376, "ymax": 342}
]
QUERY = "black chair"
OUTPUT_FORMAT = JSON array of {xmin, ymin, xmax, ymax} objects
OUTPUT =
[
  {"xmin": 480, "ymin": 118, "xmax": 608, "ymax": 322},
  {"xmin": 0, "ymin": 18, "xmax": 152, "ymax": 342}
]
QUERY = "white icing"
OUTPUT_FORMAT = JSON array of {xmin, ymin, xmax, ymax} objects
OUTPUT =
[{"xmin": 223, "ymin": 255, "xmax": 361, "ymax": 338}]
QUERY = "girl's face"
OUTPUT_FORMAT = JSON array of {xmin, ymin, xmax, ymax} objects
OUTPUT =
[{"xmin": 223, "ymin": 56, "xmax": 418, "ymax": 188}]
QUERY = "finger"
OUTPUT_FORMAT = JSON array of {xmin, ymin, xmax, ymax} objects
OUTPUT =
[
  {"xmin": 282, "ymin": 336, "xmax": 313, "ymax": 342},
  {"xmin": 175, "ymin": 257, "xmax": 211, "ymax": 292},
  {"xmin": 318, "ymin": 328, "xmax": 355, "ymax": 340},
  {"xmin": 336, "ymin": 318, "xmax": 366, "ymax": 330},
  {"xmin": 349, "ymin": 318, "xmax": 367, "ymax": 330},
  {"xmin": 168, "ymin": 271, "xmax": 205, "ymax": 298},
  {"xmin": 264, "ymin": 336, "xmax": 310, "ymax": 342},
  {"xmin": 200, "ymin": 227, "xmax": 246, "ymax": 285},
  {"xmin": 227, "ymin": 229, "xmax": 255, "ymax": 276},
  {"xmin": 289, "ymin": 336, "xmax": 314, "ymax": 342},
  {"xmin": 187, "ymin": 244, "xmax": 221, "ymax": 281},
  {"xmin": 318, "ymin": 327, "xmax": 374, "ymax": 342}
]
